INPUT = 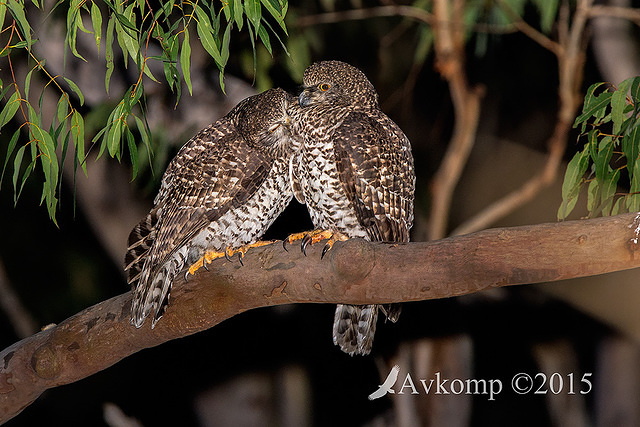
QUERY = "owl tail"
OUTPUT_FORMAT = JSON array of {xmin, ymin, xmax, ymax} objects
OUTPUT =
[
  {"xmin": 333, "ymin": 304, "xmax": 379, "ymax": 356},
  {"xmin": 124, "ymin": 208, "xmax": 159, "ymax": 285},
  {"xmin": 131, "ymin": 254, "xmax": 183, "ymax": 328}
]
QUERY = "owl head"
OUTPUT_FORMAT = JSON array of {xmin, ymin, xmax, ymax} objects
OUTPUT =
[
  {"xmin": 298, "ymin": 60, "xmax": 379, "ymax": 109},
  {"xmin": 232, "ymin": 88, "xmax": 298, "ymax": 153}
]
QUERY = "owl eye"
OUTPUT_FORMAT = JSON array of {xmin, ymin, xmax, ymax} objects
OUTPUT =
[{"xmin": 318, "ymin": 83, "xmax": 330, "ymax": 91}]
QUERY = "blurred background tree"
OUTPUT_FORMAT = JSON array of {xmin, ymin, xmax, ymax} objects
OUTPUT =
[{"xmin": 2, "ymin": 0, "xmax": 640, "ymax": 425}]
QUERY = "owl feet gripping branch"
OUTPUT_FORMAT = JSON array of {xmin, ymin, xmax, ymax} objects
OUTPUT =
[
  {"xmin": 283, "ymin": 229, "xmax": 349, "ymax": 258},
  {"xmin": 186, "ymin": 239, "xmax": 277, "ymax": 277}
]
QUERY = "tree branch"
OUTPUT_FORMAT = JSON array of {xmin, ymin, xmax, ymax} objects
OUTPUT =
[{"xmin": 3, "ymin": 212, "xmax": 640, "ymax": 422}]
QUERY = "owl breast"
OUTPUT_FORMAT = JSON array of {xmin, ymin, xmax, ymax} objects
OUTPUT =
[{"xmin": 295, "ymin": 129, "xmax": 369, "ymax": 240}]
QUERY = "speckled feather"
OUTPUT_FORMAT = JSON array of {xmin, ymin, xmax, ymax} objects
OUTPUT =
[
  {"xmin": 289, "ymin": 61, "xmax": 415, "ymax": 355},
  {"xmin": 125, "ymin": 88, "xmax": 300, "ymax": 328}
]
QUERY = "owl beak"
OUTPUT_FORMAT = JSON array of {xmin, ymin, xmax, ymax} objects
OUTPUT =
[
  {"xmin": 268, "ymin": 123, "xmax": 281, "ymax": 132},
  {"xmin": 299, "ymin": 88, "xmax": 313, "ymax": 108}
]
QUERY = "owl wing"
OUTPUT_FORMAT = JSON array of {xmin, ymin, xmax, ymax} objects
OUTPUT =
[
  {"xmin": 332, "ymin": 110, "xmax": 415, "ymax": 243},
  {"xmin": 126, "ymin": 119, "xmax": 272, "ymax": 283}
]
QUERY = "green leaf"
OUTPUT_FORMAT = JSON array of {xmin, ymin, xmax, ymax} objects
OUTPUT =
[
  {"xmin": 220, "ymin": 23, "xmax": 231, "ymax": 65},
  {"xmin": 261, "ymin": 0, "xmax": 287, "ymax": 34},
  {"xmin": 24, "ymin": 66, "xmax": 35, "ymax": 100},
  {"xmin": 195, "ymin": 6, "xmax": 223, "ymax": 68},
  {"xmin": 125, "ymin": 126, "xmax": 137, "ymax": 179},
  {"xmin": 233, "ymin": 0, "xmax": 244, "ymax": 30},
  {"xmin": 611, "ymin": 196, "xmax": 623, "ymax": 216},
  {"xmin": 623, "ymin": 124, "xmax": 640, "ymax": 174},
  {"xmin": 1, "ymin": 129, "xmax": 20, "ymax": 186},
  {"xmin": 612, "ymin": 78, "xmax": 633, "ymax": 135},
  {"xmin": 12, "ymin": 144, "xmax": 26, "ymax": 199},
  {"xmin": 91, "ymin": 1, "xmax": 103, "ymax": 53},
  {"xmin": 71, "ymin": 110, "xmax": 86, "ymax": 174},
  {"xmin": 55, "ymin": 93, "xmax": 69, "ymax": 135},
  {"xmin": 595, "ymin": 135, "xmax": 613, "ymax": 182},
  {"xmin": 261, "ymin": 19, "xmax": 288, "ymax": 57},
  {"xmin": 600, "ymin": 168, "xmax": 619, "ymax": 216},
  {"xmin": 64, "ymin": 77, "xmax": 85, "ymax": 106},
  {"xmin": 8, "ymin": 0, "xmax": 32, "ymax": 53},
  {"xmin": 257, "ymin": 24, "xmax": 272, "ymax": 55},
  {"xmin": 574, "ymin": 88, "xmax": 613, "ymax": 128},
  {"xmin": 107, "ymin": 117, "xmax": 123, "ymax": 159},
  {"xmin": 244, "ymin": 0, "xmax": 261, "ymax": 32},
  {"xmin": 627, "ymin": 159, "xmax": 640, "ymax": 213},
  {"xmin": 181, "ymin": 29, "xmax": 193, "ymax": 95},
  {"xmin": 0, "ymin": 91, "xmax": 21, "ymax": 128},
  {"xmin": 134, "ymin": 114, "xmax": 152, "ymax": 154},
  {"xmin": 558, "ymin": 148, "xmax": 590, "ymax": 220},
  {"xmin": 586, "ymin": 179, "xmax": 598, "ymax": 213},
  {"xmin": 0, "ymin": 2, "xmax": 7, "ymax": 34},
  {"xmin": 105, "ymin": 14, "xmax": 115, "ymax": 92}
]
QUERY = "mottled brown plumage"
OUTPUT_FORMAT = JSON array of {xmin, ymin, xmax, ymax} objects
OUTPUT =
[
  {"xmin": 289, "ymin": 61, "xmax": 415, "ymax": 355},
  {"xmin": 125, "ymin": 88, "xmax": 300, "ymax": 328}
]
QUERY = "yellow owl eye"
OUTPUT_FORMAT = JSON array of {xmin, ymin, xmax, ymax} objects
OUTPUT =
[{"xmin": 319, "ymin": 83, "xmax": 330, "ymax": 91}]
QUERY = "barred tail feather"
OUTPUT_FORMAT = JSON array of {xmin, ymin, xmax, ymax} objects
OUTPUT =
[
  {"xmin": 333, "ymin": 304, "xmax": 379, "ymax": 356},
  {"xmin": 131, "ymin": 249, "xmax": 185, "ymax": 328},
  {"xmin": 124, "ymin": 208, "xmax": 160, "ymax": 285}
]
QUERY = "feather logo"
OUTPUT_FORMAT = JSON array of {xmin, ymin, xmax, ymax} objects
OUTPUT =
[{"xmin": 368, "ymin": 365, "xmax": 400, "ymax": 400}]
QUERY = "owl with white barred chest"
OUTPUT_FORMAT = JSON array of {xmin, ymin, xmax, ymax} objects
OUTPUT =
[
  {"xmin": 288, "ymin": 60, "xmax": 416, "ymax": 356},
  {"xmin": 125, "ymin": 88, "xmax": 300, "ymax": 328}
]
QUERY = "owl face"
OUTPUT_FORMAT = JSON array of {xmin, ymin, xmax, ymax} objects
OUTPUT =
[
  {"xmin": 234, "ymin": 88, "xmax": 297, "ymax": 153},
  {"xmin": 299, "ymin": 60, "xmax": 378, "ymax": 109}
]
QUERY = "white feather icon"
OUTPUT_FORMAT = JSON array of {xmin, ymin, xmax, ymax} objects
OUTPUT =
[{"xmin": 368, "ymin": 365, "xmax": 400, "ymax": 400}]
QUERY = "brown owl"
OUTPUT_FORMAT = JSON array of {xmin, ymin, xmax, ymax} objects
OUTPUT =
[
  {"xmin": 288, "ymin": 61, "xmax": 415, "ymax": 355},
  {"xmin": 125, "ymin": 88, "xmax": 300, "ymax": 328}
]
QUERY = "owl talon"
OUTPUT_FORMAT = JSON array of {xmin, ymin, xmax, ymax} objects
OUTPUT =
[
  {"xmin": 321, "ymin": 242, "xmax": 332, "ymax": 259},
  {"xmin": 238, "ymin": 253, "xmax": 244, "ymax": 266}
]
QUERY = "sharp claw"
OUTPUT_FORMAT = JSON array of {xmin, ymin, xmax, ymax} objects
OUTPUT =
[
  {"xmin": 184, "ymin": 271, "xmax": 190, "ymax": 282},
  {"xmin": 321, "ymin": 244, "xmax": 331, "ymax": 260},
  {"xmin": 301, "ymin": 235, "xmax": 312, "ymax": 256},
  {"xmin": 238, "ymin": 253, "xmax": 244, "ymax": 266},
  {"xmin": 225, "ymin": 251, "xmax": 233, "ymax": 262},
  {"xmin": 202, "ymin": 260, "xmax": 209, "ymax": 271},
  {"xmin": 283, "ymin": 239, "xmax": 289, "ymax": 252}
]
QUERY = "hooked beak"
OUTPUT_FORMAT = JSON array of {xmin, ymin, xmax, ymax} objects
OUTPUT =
[{"xmin": 298, "ymin": 88, "xmax": 313, "ymax": 107}]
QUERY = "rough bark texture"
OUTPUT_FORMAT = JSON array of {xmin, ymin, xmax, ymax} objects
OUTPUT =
[{"xmin": 2, "ymin": 212, "xmax": 640, "ymax": 422}]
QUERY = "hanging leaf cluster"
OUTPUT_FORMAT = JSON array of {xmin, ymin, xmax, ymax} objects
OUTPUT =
[
  {"xmin": 0, "ymin": 0, "xmax": 288, "ymax": 224},
  {"xmin": 559, "ymin": 77, "xmax": 640, "ymax": 220}
]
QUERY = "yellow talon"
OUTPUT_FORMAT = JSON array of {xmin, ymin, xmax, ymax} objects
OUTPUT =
[
  {"xmin": 187, "ymin": 240, "xmax": 277, "ymax": 276},
  {"xmin": 283, "ymin": 229, "xmax": 348, "ymax": 257}
]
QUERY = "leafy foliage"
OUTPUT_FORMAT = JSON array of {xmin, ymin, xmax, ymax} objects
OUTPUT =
[
  {"xmin": 0, "ymin": 0, "xmax": 288, "ymax": 223},
  {"xmin": 559, "ymin": 77, "xmax": 640, "ymax": 220}
]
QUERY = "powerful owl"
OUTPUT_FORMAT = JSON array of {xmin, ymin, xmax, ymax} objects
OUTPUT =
[
  {"xmin": 289, "ymin": 61, "xmax": 415, "ymax": 355},
  {"xmin": 125, "ymin": 88, "xmax": 299, "ymax": 328}
]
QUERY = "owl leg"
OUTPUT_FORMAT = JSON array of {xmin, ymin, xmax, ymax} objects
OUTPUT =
[{"xmin": 283, "ymin": 229, "xmax": 348, "ymax": 258}]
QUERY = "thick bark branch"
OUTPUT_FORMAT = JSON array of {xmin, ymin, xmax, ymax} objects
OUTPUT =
[{"xmin": 3, "ymin": 212, "xmax": 640, "ymax": 422}]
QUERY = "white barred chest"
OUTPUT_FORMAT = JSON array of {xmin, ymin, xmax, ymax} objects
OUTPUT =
[{"xmin": 297, "ymin": 137, "xmax": 369, "ymax": 240}]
